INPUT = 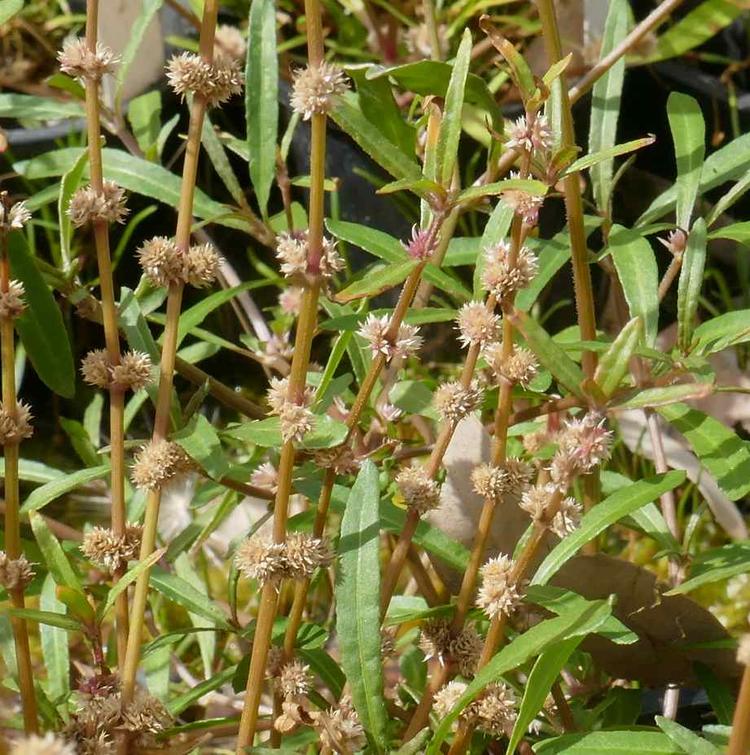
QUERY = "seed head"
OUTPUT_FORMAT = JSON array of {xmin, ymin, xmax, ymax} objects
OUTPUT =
[
  {"xmin": 130, "ymin": 439, "xmax": 192, "ymax": 491},
  {"xmin": 434, "ymin": 681, "xmax": 468, "ymax": 728},
  {"xmin": 403, "ymin": 225, "xmax": 434, "ymax": 260},
  {"xmin": 0, "ymin": 551, "xmax": 35, "ymax": 591},
  {"xmin": 519, "ymin": 483, "xmax": 557, "ymax": 524},
  {"xmin": 474, "ymin": 682, "xmax": 518, "ymax": 736},
  {"xmin": 550, "ymin": 496, "xmax": 582, "ymax": 538},
  {"xmin": 396, "ymin": 465, "xmax": 441, "ymax": 514},
  {"xmin": 486, "ymin": 343, "xmax": 539, "ymax": 387},
  {"xmin": 357, "ymin": 314, "xmax": 422, "ymax": 361},
  {"xmin": 251, "ymin": 461, "xmax": 278, "ymax": 493},
  {"xmin": 279, "ymin": 402, "xmax": 314, "ymax": 443},
  {"xmin": 433, "ymin": 380, "xmax": 483, "ymax": 423},
  {"xmin": 471, "ymin": 458, "xmax": 531, "ymax": 502},
  {"xmin": 290, "ymin": 62, "xmax": 349, "ymax": 119},
  {"xmin": 278, "ymin": 286, "xmax": 304, "ymax": 315},
  {"xmin": 277, "ymin": 659, "xmax": 313, "ymax": 700},
  {"xmin": 10, "ymin": 733, "xmax": 76, "ymax": 755},
  {"xmin": 311, "ymin": 696, "xmax": 366, "ymax": 754},
  {"xmin": 166, "ymin": 52, "xmax": 243, "ymax": 107},
  {"xmin": 80, "ymin": 524, "xmax": 143, "ymax": 573},
  {"xmin": 419, "ymin": 619, "xmax": 481, "ymax": 675},
  {"xmin": 451, "ymin": 622, "xmax": 483, "ymax": 676},
  {"xmin": 737, "ymin": 635, "xmax": 750, "ymax": 666},
  {"xmin": 186, "ymin": 242, "xmax": 221, "ymax": 288},
  {"xmin": 68, "ymin": 181, "xmax": 128, "ymax": 227},
  {"xmin": 81, "ymin": 349, "xmax": 111, "ymax": 389},
  {"xmin": 456, "ymin": 302, "xmax": 500, "ymax": 347},
  {"xmin": 0, "ymin": 401, "xmax": 33, "ymax": 444},
  {"xmin": 505, "ymin": 114, "xmax": 553, "ymax": 154},
  {"xmin": 501, "ymin": 173, "xmax": 545, "ymax": 226},
  {"xmin": 275, "ymin": 231, "xmax": 343, "ymax": 280},
  {"xmin": 138, "ymin": 237, "xmax": 185, "ymax": 287},
  {"xmin": 284, "ymin": 532, "xmax": 334, "ymax": 578},
  {"xmin": 0, "ymin": 280, "xmax": 27, "ymax": 319},
  {"xmin": 58, "ymin": 38, "xmax": 118, "ymax": 80},
  {"xmin": 120, "ymin": 688, "xmax": 171, "ymax": 737},
  {"xmin": 481, "ymin": 240, "xmax": 538, "ymax": 301},
  {"xmin": 235, "ymin": 536, "xmax": 287, "ymax": 585},
  {"xmin": 312, "ymin": 445, "xmax": 360, "ymax": 476},
  {"xmin": 0, "ymin": 199, "xmax": 31, "ymax": 231},
  {"xmin": 111, "ymin": 351, "xmax": 153, "ymax": 391},
  {"xmin": 477, "ymin": 555, "xmax": 521, "ymax": 619}
]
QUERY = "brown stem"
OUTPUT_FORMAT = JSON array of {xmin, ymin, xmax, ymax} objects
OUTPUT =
[
  {"xmin": 658, "ymin": 253, "xmax": 683, "ymax": 302},
  {"xmin": 728, "ymin": 663, "xmax": 750, "ymax": 755}
]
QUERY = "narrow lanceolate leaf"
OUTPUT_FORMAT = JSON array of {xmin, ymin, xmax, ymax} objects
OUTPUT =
[
  {"xmin": 506, "ymin": 637, "xmax": 581, "ymax": 754},
  {"xmin": 656, "ymin": 716, "xmax": 720, "ymax": 754},
  {"xmin": 457, "ymin": 177, "xmax": 547, "ymax": 204},
  {"xmin": 336, "ymin": 461, "xmax": 389, "ymax": 752},
  {"xmin": 100, "ymin": 548, "xmax": 166, "ymax": 618},
  {"xmin": 669, "ymin": 542, "xmax": 750, "ymax": 595},
  {"xmin": 436, "ymin": 29, "xmax": 472, "ymax": 186},
  {"xmin": 174, "ymin": 414, "xmax": 228, "ymax": 480},
  {"xmin": 150, "ymin": 569, "xmax": 231, "ymax": 629},
  {"xmin": 21, "ymin": 464, "xmax": 110, "ymax": 514},
  {"xmin": 509, "ymin": 310, "xmax": 585, "ymax": 397},
  {"xmin": 676, "ymin": 217, "xmax": 707, "ymax": 352},
  {"xmin": 40, "ymin": 574, "xmax": 70, "ymax": 700},
  {"xmin": 691, "ymin": 309, "xmax": 750, "ymax": 355},
  {"xmin": 564, "ymin": 136, "xmax": 654, "ymax": 178},
  {"xmin": 427, "ymin": 602, "xmax": 613, "ymax": 752},
  {"xmin": 8, "ymin": 233, "xmax": 75, "ymax": 398},
  {"xmin": 613, "ymin": 382, "xmax": 713, "ymax": 410},
  {"xmin": 335, "ymin": 260, "xmax": 417, "ymax": 302},
  {"xmin": 57, "ymin": 149, "xmax": 88, "ymax": 272},
  {"xmin": 479, "ymin": 18, "xmax": 535, "ymax": 100},
  {"xmin": 609, "ymin": 224, "xmax": 659, "ymax": 345},
  {"xmin": 589, "ymin": 0, "xmax": 629, "ymax": 212},
  {"xmin": 202, "ymin": 116, "xmax": 244, "ymax": 205},
  {"xmin": 6, "ymin": 608, "xmax": 80, "ymax": 633},
  {"xmin": 658, "ymin": 403, "xmax": 750, "ymax": 501},
  {"xmin": 594, "ymin": 316, "xmax": 643, "ymax": 397},
  {"xmin": 246, "ymin": 0, "xmax": 278, "ymax": 217},
  {"xmin": 330, "ymin": 93, "xmax": 421, "ymax": 181},
  {"xmin": 534, "ymin": 730, "xmax": 683, "ymax": 754},
  {"xmin": 28, "ymin": 511, "xmax": 84, "ymax": 594},
  {"xmin": 531, "ymin": 471, "xmax": 686, "ymax": 586},
  {"xmin": 667, "ymin": 92, "xmax": 705, "ymax": 230}
]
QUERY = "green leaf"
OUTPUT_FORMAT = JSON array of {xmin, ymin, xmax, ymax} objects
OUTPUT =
[
  {"xmin": 483, "ymin": 27, "xmax": 535, "ymax": 100},
  {"xmin": 667, "ymin": 92, "xmax": 705, "ymax": 229},
  {"xmin": 115, "ymin": 0, "xmax": 163, "ymax": 105},
  {"xmin": 150, "ymin": 568, "xmax": 231, "ymax": 629},
  {"xmin": 534, "ymin": 730, "xmax": 683, "ymax": 754},
  {"xmin": 565, "ymin": 137, "xmax": 654, "ymax": 178},
  {"xmin": 223, "ymin": 415, "xmax": 348, "ymax": 450},
  {"xmin": 128, "ymin": 90, "xmax": 162, "ymax": 155},
  {"xmin": 612, "ymin": 382, "xmax": 713, "ymax": 410},
  {"xmin": 28, "ymin": 511, "xmax": 83, "ymax": 594},
  {"xmin": 708, "ymin": 221, "xmax": 750, "ymax": 244},
  {"xmin": 638, "ymin": 134, "xmax": 750, "ymax": 229},
  {"xmin": 658, "ymin": 403, "xmax": 750, "ymax": 501},
  {"xmin": 624, "ymin": 502, "xmax": 681, "ymax": 555},
  {"xmin": 6, "ymin": 608, "xmax": 80, "ymax": 633},
  {"xmin": 588, "ymin": 0, "xmax": 630, "ymax": 212},
  {"xmin": 389, "ymin": 380, "xmax": 434, "ymax": 416},
  {"xmin": 330, "ymin": 93, "xmax": 421, "ymax": 181},
  {"xmin": 202, "ymin": 116, "xmax": 244, "ymax": 205},
  {"xmin": 174, "ymin": 414, "xmax": 228, "ymax": 480},
  {"xmin": 8, "ymin": 234, "xmax": 75, "ymax": 398},
  {"xmin": 509, "ymin": 310, "xmax": 585, "ymax": 397},
  {"xmin": 336, "ymin": 461, "xmax": 389, "ymax": 752},
  {"xmin": 427, "ymin": 601, "xmax": 613, "ymax": 751},
  {"xmin": 21, "ymin": 465, "xmax": 110, "ymax": 514},
  {"xmin": 609, "ymin": 224, "xmax": 659, "ymax": 345},
  {"xmin": 0, "ymin": 93, "xmax": 82, "ymax": 121},
  {"xmin": 100, "ymin": 548, "xmax": 165, "ymax": 619},
  {"xmin": 335, "ymin": 260, "xmax": 417, "ymax": 302},
  {"xmin": 39, "ymin": 574, "xmax": 70, "ymax": 700},
  {"xmin": 594, "ymin": 317, "xmax": 643, "ymax": 397},
  {"xmin": 531, "ymin": 471, "xmax": 686, "ymax": 586},
  {"xmin": 0, "ymin": 0, "xmax": 23, "ymax": 24},
  {"xmin": 457, "ymin": 178, "xmax": 547, "ymax": 204},
  {"xmin": 692, "ymin": 309, "xmax": 750, "ymax": 355},
  {"xmin": 58, "ymin": 149, "xmax": 88, "ymax": 271},
  {"xmin": 676, "ymin": 218, "xmax": 707, "ymax": 352},
  {"xmin": 667, "ymin": 541, "xmax": 750, "ymax": 595},
  {"xmin": 706, "ymin": 167, "xmax": 750, "ymax": 227},
  {"xmin": 246, "ymin": 0, "xmax": 278, "ymax": 216},
  {"xmin": 655, "ymin": 717, "xmax": 719, "ymax": 755},
  {"xmin": 436, "ymin": 29, "xmax": 472, "ymax": 186},
  {"xmin": 694, "ymin": 663, "xmax": 735, "ymax": 725},
  {"xmin": 168, "ymin": 666, "xmax": 237, "ymax": 716},
  {"xmin": 507, "ymin": 637, "xmax": 581, "ymax": 755}
]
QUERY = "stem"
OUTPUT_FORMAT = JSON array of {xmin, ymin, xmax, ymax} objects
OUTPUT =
[
  {"xmin": 728, "ymin": 662, "xmax": 750, "ymax": 755},
  {"xmin": 658, "ymin": 253, "xmax": 683, "ymax": 302},
  {"xmin": 536, "ymin": 0, "xmax": 597, "ymax": 379},
  {"xmin": 236, "ymin": 0, "xmax": 327, "ymax": 746},
  {"xmin": 84, "ymin": 0, "xmax": 131, "ymax": 669},
  {"xmin": 121, "ymin": 0, "xmax": 219, "ymax": 705},
  {"xmin": 423, "ymin": 0, "xmax": 442, "ymax": 61},
  {"xmin": 1, "ymin": 245, "xmax": 38, "ymax": 732}
]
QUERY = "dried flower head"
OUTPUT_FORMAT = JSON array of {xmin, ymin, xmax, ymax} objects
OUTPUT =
[
  {"xmin": 0, "ymin": 551, "xmax": 34, "ymax": 591},
  {"xmin": 658, "ymin": 228, "xmax": 688, "ymax": 257},
  {"xmin": 505, "ymin": 114, "xmax": 553, "ymax": 154},
  {"xmin": 481, "ymin": 240, "xmax": 538, "ymax": 301},
  {"xmin": 433, "ymin": 380, "xmax": 483, "ymax": 423},
  {"xmin": 130, "ymin": 439, "xmax": 192, "ymax": 491},
  {"xmin": 419, "ymin": 619, "xmax": 481, "ymax": 675},
  {"xmin": 419, "ymin": 618, "xmax": 453, "ymax": 665},
  {"xmin": 519, "ymin": 483, "xmax": 557, "ymax": 524},
  {"xmin": 470, "ymin": 459, "xmax": 531, "ymax": 502},
  {"xmin": 474, "ymin": 682, "xmax": 518, "ymax": 736},
  {"xmin": 738, "ymin": 634, "xmax": 750, "ymax": 666},
  {"xmin": 0, "ymin": 401, "xmax": 33, "ymax": 444},
  {"xmin": 111, "ymin": 351, "xmax": 153, "ymax": 391},
  {"xmin": 0, "ymin": 198, "xmax": 31, "ymax": 231},
  {"xmin": 279, "ymin": 401, "xmax": 314, "ymax": 443},
  {"xmin": 214, "ymin": 24, "xmax": 247, "ymax": 62},
  {"xmin": 277, "ymin": 660, "xmax": 313, "ymax": 700},
  {"xmin": 477, "ymin": 555, "xmax": 521, "ymax": 619},
  {"xmin": 235, "ymin": 536, "xmax": 287, "ymax": 585},
  {"xmin": 251, "ymin": 461, "xmax": 278, "ymax": 492},
  {"xmin": 166, "ymin": 52, "xmax": 242, "ymax": 107},
  {"xmin": 357, "ymin": 314, "xmax": 422, "ymax": 361},
  {"xmin": 80, "ymin": 524, "xmax": 143, "ymax": 573},
  {"xmin": 68, "ymin": 181, "xmax": 128, "ymax": 226},
  {"xmin": 379, "ymin": 402, "xmax": 403, "ymax": 423},
  {"xmin": 550, "ymin": 496, "xmax": 583, "ymax": 538},
  {"xmin": 403, "ymin": 225, "xmax": 435, "ymax": 260},
  {"xmin": 278, "ymin": 285, "xmax": 304, "ymax": 315},
  {"xmin": 556, "ymin": 413, "xmax": 612, "ymax": 476},
  {"xmin": 119, "ymin": 688, "xmax": 171, "ymax": 737},
  {"xmin": 456, "ymin": 302, "xmax": 500, "ymax": 347},
  {"xmin": 290, "ymin": 62, "xmax": 349, "ymax": 119},
  {"xmin": 10, "ymin": 733, "xmax": 76, "ymax": 755},
  {"xmin": 312, "ymin": 445, "xmax": 360, "ymax": 477},
  {"xmin": 396, "ymin": 465, "xmax": 441, "ymax": 514},
  {"xmin": 501, "ymin": 173, "xmax": 545, "ymax": 226},
  {"xmin": 284, "ymin": 532, "xmax": 334, "ymax": 578},
  {"xmin": 451, "ymin": 622, "xmax": 483, "ymax": 676},
  {"xmin": 138, "ymin": 237, "xmax": 185, "ymax": 287},
  {"xmin": 523, "ymin": 428, "xmax": 551, "ymax": 455},
  {"xmin": 58, "ymin": 38, "xmax": 118, "ymax": 80},
  {"xmin": 434, "ymin": 680, "xmax": 468, "ymax": 729},
  {"xmin": 0, "ymin": 280, "xmax": 27, "ymax": 319},
  {"xmin": 310, "ymin": 696, "xmax": 366, "ymax": 753},
  {"xmin": 81, "ymin": 349, "xmax": 111, "ymax": 389},
  {"xmin": 275, "ymin": 231, "xmax": 343, "ymax": 279},
  {"xmin": 186, "ymin": 242, "xmax": 221, "ymax": 287}
]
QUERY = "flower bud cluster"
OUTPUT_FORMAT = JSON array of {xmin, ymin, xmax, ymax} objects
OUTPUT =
[
  {"xmin": 58, "ymin": 38, "xmax": 118, "ymax": 80},
  {"xmin": 290, "ymin": 62, "xmax": 349, "ymax": 120},
  {"xmin": 395, "ymin": 465, "xmax": 441, "ymax": 514},
  {"xmin": 434, "ymin": 380, "xmax": 484, "ymax": 424},
  {"xmin": 234, "ymin": 532, "xmax": 333, "ymax": 585},
  {"xmin": 477, "ymin": 554, "xmax": 521, "ymax": 620},
  {"xmin": 130, "ymin": 440, "xmax": 193, "ymax": 491},
  {"xmin": 481, "ymin": 240, "xmax": 538, "ymax": 301},
  {"xmin": 267, "ymin": 377, "xmax": 316, "ymax": 443},
  {"xmin": 80, "ymin": 524, "xmax": 143, "ymax": 573},
  {"xmin": 275, "ymin": 231, "xmax": 343, "ymax": 281},
  {"xmin": 357, "ymin": 314, "xmax": 422, "ymax": 361},
  {"xmin": 137, "ymin": 237, "xmax": 220, "ymax": 289},
  {"xmin": 0, "ymin": 280, "xmax": 26, "ymax": 320},
  {"xmin": 0, "ymin": 401, "xmax": 33, "ymax": 445},
  {"xmin": 68, "ymin": 181, "xmax": 128, "ymax": 227},
  {"xmin": 166, "ymin": 52, "xmax": 243, "ymax": 107},
  {"xmin": 81, "ymin": 350, "xmax": 153, "ymax": 392}
]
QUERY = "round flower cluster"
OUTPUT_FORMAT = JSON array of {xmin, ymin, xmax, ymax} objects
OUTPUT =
[
  {"xmin": 505, "ymin": 113, "xmax": 553, "ymax": 155},
  {"xmin": 58, "ymin": 38, "xmax": 118, "ymax": 80},
  {"xmin": 234, "ymin": 533, "xmax": 333, "ymax": 585},
  {"xmin": 550, "ymin": 413, "xmax": 613, "ymax": 487},
  {"xmin": 275, "ymin": 231, "xmax": 343, "ymax": 280},
  {"xmin": 290, "ymin": 62, "xmax": 349, "ymax": 120},
  {"xmin": 501, "ymin": 172, "xmax": 545, "ymax": 227},
  {"xmin": 80, "ymin": 524, "xmax": 143, "ymax": 573},
  {"xmin": 471, "ymin": 458, "xmax": 532, "ymax": 502},
  {"xmin": 481, "ymin": 240, "xmax": 538, "ymax": 302},
  {"xmin": 418, "ymin": 619, "xmax": 483, "ymax": 676},
  {"xmin": 80, "ymin": 350, "xmax": 152, "ymax": 392},
  {"xmin": 0, "ymin": 199, "xmax": 31, "ymax": 231},
  {"xmin": 137, "ymin": 237, "xmax": 220, "ymax": 289},
  {"xmin": 166, "ymin": 52, "xmax": 243, "ymax": 107},
  {"xmin": 0, "ymin": 401, "xmax": 33, "ymax": 445},
  {"xmin": 434, "ymin": 680, "xmax": 517, "ymax": 736},
  {"xmin": 0, "ymin": 551, "xmax": 35, "ymax": 591},
  {"xmin": 455, "ymin": 302, "xmax": 500, "ymax": 348},
  {"xmin": 434, "ymin": 380, "xmax": 484, "ymax": 424},
  {"xmin": 519, "ymin": 484, "xmax": 582, "ymax": 537},
  {"xmin": 357, "ymin": 314, "xmax": 422, "ymax": 361},
  {"xmin": 395, "ymin": 465, "xmax": 441, "ymax": 514},
  {"xmin": 130, "ymin": 439, "xmax": 193, "ymax": 491},
  {"xmin": 68, "ymin": 181, "xmax": 128, "ymax": 227},
  {"xmin": 483, "ymin": 342, "xmax": 539, "ymax": 387},
  {"xmin": 477, "ymin": 554, "xmax": 521, "ymax": 619},
  {"xmin": 0, "ymin": 280, "xmax": 27, "ymax": 320},
  {"xmin": 266, "ymin": 376, "xmax": 316, "ymax": 443}
]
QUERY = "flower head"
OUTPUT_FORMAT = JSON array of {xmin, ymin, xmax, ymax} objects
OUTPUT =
[
  {"xmin": 553, "ymin": 413, "xmax": 612, "ymax": 482},
  {"xmin": 505, "ymin": 114, "xmax": 553, "ymax": 154},
  {"xmin": 80, "ymin": 524, "xmax": 143, "ymax": 573},
  {"xmin": 550, "ymin": 496, "xmax": 582, "ymax": 538},
  {"xmin": 214, "ymin": 24, "xmax": 247, "ymax": 63},
  {"xmin": 484, "ymin": 342, "xmax": 539, "ymax": 387},
  {"xmin": 474, "ymin": 682, "xmax": 518, "ymax": 736},
  {"xmin": 111, "ymin": 351, "xmax": 153, "ymax": 391},
  {"xmin": 235, "ymin": 536, "xmax": 287, "ymax": 585},
  {"xmin": 68, "ymin": 181, "xmax": 128, "ymax": 226},
  {"xmin": 471, "ymin": 458, "xmax": 531, "ymax": 502},
  {"xmin": 284, "ymin": 532, "xmax": 334, "ymax": 578},
  {"xmin": 166, "ymin": 52, "xmax": 243, "ymax": 107},
  {"xmin": 433, "ymin": 380, "xmax": 483, "ymax": 423},
  {"xmin": 0, "ymin": 280, "xmax": 27, "ymax": 320},
  {"xmin": 0, "ymin": 401, "xmax": 33, "ymax": 444},
  {"xmin": 277, "ymin": 660, "xmax": 313, "ymax": 700},
  {"xmin": 357, "ymin": 314, "xmax": 422, "ymax": 361},
  {"xmin": 419, "ymin": 619, "xmax": 482, "ymax": 675},
  {"xmin": 275, "ymin": 231, "xmax": 343, "ymax": 280},
  {"xmin": 310, "ymin": 696, "xmax": 366, "ymax": 753},
  {"xmin": 58, "ymin": 38, "xmax": 118, "ymax": 80},
  {"xmin": 0, "ymin": 198, "xmax": 31, "ymax": 231},
  {"xmin": 501, "ymin": 173, "xmax": 545, "ymax": 226},
  {"xmin": 130, "ymin": 439, "xmax": 193, "ymax": 491},
  {"xmin": 251, "ymin": 461, "xmax": 278, "ymax": 493},
  {"xmin": 0, "ymin": 551, "xmax": 34, "ymax": 591},
  {"xmin": 278, "ymin": 286, "xmax": 304, "ymax": 315},
  {"xmin": 312, "ymin": 445, "xmax": 360, "ymax": 476},
  {"xmin": 434, "ymin": 681, "xmax": 468, "ymax": 728},
  {"xmin": 455, "ymin": 302, "xmax": 500, "ymax": 347},
  {"xmin": 290, "ymin": 62, "xmax": 349, "ymax": 119},
  {"xmin": 519, "ymin": 483, "xmax": 557, "ymax": 524},
  {"xmin": 477, "ymin": 555, "xmax": 521, "ymax": 619},
  {"xmin": 137, "ymin": 237, "xmax": 219, "ymax": 288},
  {"xmin": 396, "ymin": 465, "xmax": 441, "ymax": 514},
  {"xmin": 481, "ymin": 240, "xmax": 538, "ymax": 301},
  {"xmin": 186, "ymin": 243, "xmax": 221, "ymax": 287},
  {"xmin": 403, "ymin": 225, "xmax": 435, "ymax": 260}
]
